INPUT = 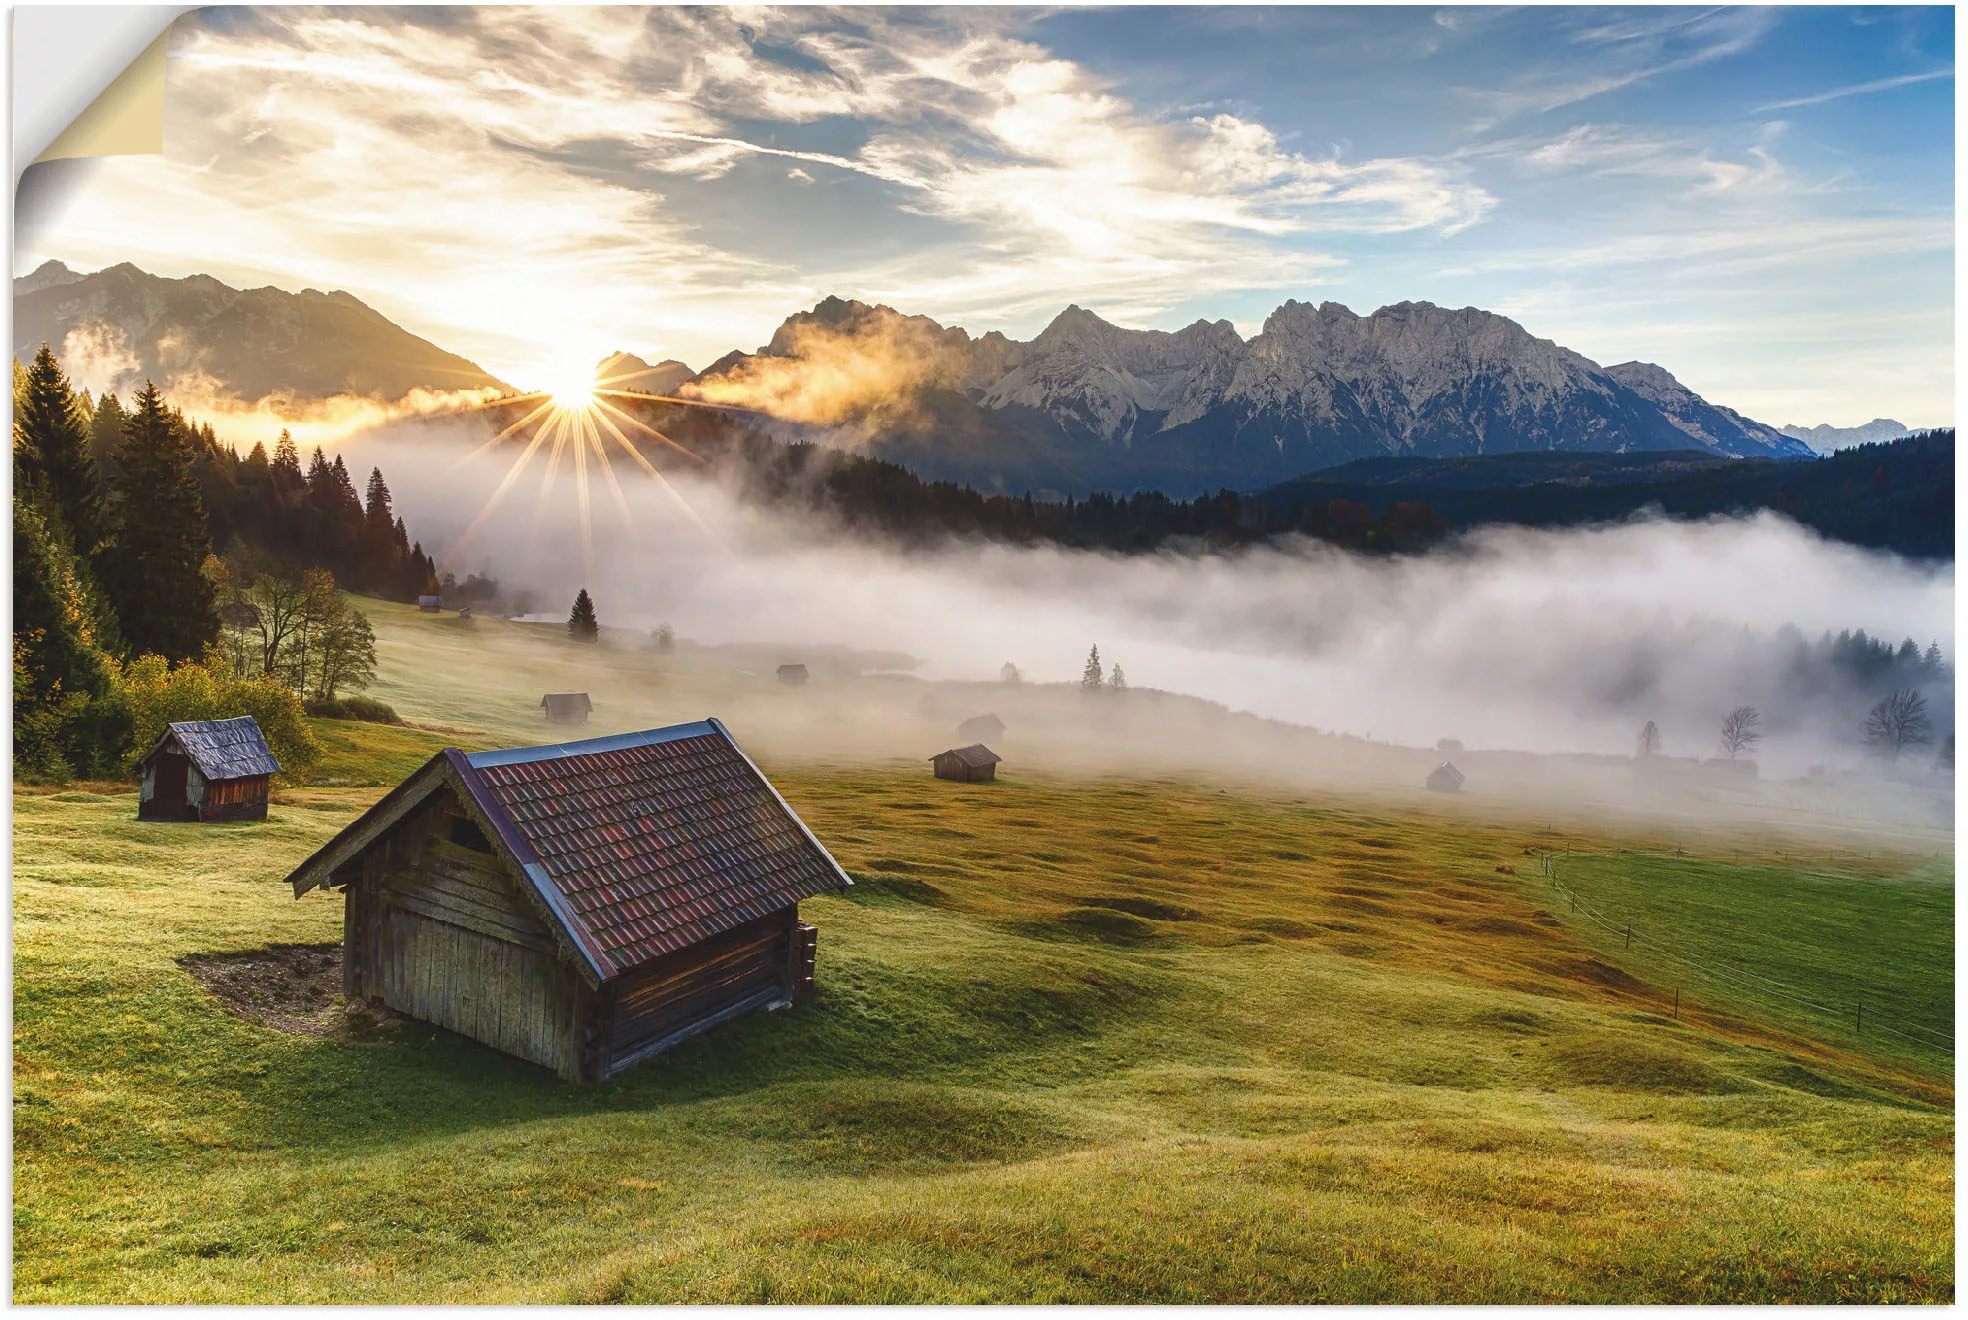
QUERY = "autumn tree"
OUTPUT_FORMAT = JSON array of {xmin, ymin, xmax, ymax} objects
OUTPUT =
[{"xmin": 1109, "ymin": 663, "xmax": 1128, "ymax": 693}]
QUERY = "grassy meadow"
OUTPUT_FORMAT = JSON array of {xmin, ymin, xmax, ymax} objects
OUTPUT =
[{"xmin": 11, "ymin": 599, "xmax": 1955, "ymax": 1302}]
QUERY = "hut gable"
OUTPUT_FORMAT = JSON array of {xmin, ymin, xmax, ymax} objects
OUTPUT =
[
  {"xmin": 285, "ymin": 719, "xmax": 852, "ymax": 1080},
  {"xmin": 138, "ymin": 716, "xmax": 281, "ymax": 822},
  {"xmin": 1427, "ymin": 761, "xmax": 1466, "ymax": 793},
  {"xmin": 931, "ymin": 743, "xmax": 1002, "ymax": 782},
  {"xmin": 956, "ymin": 713, "xmax": 1007, "ymax": 741},
  {"xmin": 418, "ymin": 594, "xmax": 443, "ymax": 612},
  {"xmin": 776, "ymin": 663, "xmax": 809, "ymax": 685},
  {"xmin": 540, "ymin": 692, "xmax": 593, "ymax": 724}
]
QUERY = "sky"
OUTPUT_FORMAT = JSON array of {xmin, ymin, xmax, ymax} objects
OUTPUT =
[{"xmin": 15, "ymin": 4, "xmax": 1957, "ymax": 428}]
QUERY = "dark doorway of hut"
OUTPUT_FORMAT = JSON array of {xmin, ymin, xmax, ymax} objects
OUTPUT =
[{"xmin": 146, "ymin": 751, "xmax": 193, "ymax": 821}]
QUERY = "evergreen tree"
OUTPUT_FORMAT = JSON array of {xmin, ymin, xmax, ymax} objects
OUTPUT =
[
  {"xmin": 99, "ymin": 382, "xmax": 220, "ymax": 662},
  {"xmin": 13, "ymin": 479, "xmax": 131, "ymax": 778},
  {"xmin": 270, "ymin": 430, "xmax": 303, "ymax": 489},
  {"xmin": 364, "ymin": 467, "xmax": 394, "ymax": 535},
  {"xmin": 88, "ymin": 392, "xmax": 127, "ymax": 470},
  {"xmin": 14, "ymin": 343, "xmax": 107, "ymax": 557},
  {"xmin": 568, "ymin": 589, "xmax": 600, "ymax": 643},
  {"xmin": 1637, "ymin": 720, "xmax": 1662, "ymax": 757},
  {"xmin": 1081, "ymin": 644, "xmax": 1103, "ymax": 691},
  {"xmin": 1109, "ymin": 663, "xmax": 1127, "ymax": 693}
]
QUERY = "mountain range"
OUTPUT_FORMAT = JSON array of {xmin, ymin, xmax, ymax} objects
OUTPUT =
[
  {"xmin": 12, "ymin": 259, "xmax": 506, "ymax": 403},
  {"xmin": 1778, "ymin": 418, "xmax": 1911, "ymax": 454},
  {"xmin": 671, "ymin": 294, "xmax": 1813, "ymax": 493},
  {"xmin": 15, "ymin": 260, "xmax": 1833, "ymax": 495}
]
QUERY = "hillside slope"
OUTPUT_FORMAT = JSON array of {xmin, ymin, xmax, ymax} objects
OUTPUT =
[
  {"xmin": 10, "ymin": 603, "xmax": 1953, "ymax": 1302},
  {"xmin": 13, "ymin": 260, "xmax": 507, "ymax": 403}
]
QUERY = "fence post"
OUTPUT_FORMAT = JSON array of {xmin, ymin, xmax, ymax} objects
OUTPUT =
[
  {"xmin": 1625, "ymin": 923, "xmax": 1632, "ymax": 949},
  {"xmin": 1673, "ymin": 987, "xmax": 1679, "ymax": 1019},
  {"xmin": 1855, "ymin": 1003, "xmax": 1863, "ymax": 1034}
]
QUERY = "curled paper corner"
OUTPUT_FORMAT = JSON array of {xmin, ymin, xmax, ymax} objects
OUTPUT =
[{"xmin": 32, "ymin": 20, "xmax": 176, "ymax": 166}]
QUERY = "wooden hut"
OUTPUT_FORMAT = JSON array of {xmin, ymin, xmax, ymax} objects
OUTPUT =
[
  {"xmin": 418, "ymin": 594, "xmax": 443, "ymax": 613},
  {"xmin": 932, "ymin": 743, "xmax": 1002, "ymax": 783},
  {"xmin": 283, "ymin": 719, "xmax": 851, "ymax": 1083},
  {"xmin": 776, "ymin": 663, "xmax": 809, "ymax": 686},
  {"xmin": 138, "ymin": 716, "xmax": 281, "ymax": 822},
  {"xmin": 1426, "ymin": 761, "xmax": 1465, "ymax": 793},
  {"xmin": 957, "ymin": 713, "xmax": 1007, "ymax": 742},
  {"xmin": 540, "ymin": 692, "xmax": 593, "ymax": 725}
]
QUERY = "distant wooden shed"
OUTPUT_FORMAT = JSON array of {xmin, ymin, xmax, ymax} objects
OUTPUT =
[
  {"xmin": 540, "ymin": 692, "xmax": 593, "ymax": 725},
  {"xmin": 932, "ymin": 743, "xmax": 1002, "ymax": 783},
  {"xmin": 1427, "ymin": 761, "xmax": 1465, "ymax": 793},
  {"xmin": 776, "ymin": 663, "xmax": 809, "ymax": 686},
  {"xmin": 284, "ymin": 719, "xmax": 851, "ymax": 1083},
  {"xmin": 418, "ymin": 595, "xmax": 443, "ymax": 612},
  {"xmin": 957, "ymin": 713, "xmax": 1007, "ymax": 742},
  {"xmin": 138, "ymin": 716, "xmax": 281, "ymax": 822}
]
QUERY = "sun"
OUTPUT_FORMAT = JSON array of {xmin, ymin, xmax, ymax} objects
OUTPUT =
[{"xmin": 541, "ymin": 364, "xmax": 599, "ymax": 411}]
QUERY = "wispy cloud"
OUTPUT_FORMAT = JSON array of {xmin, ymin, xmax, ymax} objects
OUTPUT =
[{"xmin": 1754, "ymin": 67, "xmax": 1953, "ymax": 113}]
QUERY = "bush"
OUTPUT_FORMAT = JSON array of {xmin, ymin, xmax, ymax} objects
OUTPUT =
[
  {"xmin": 118, "ymin": 653, "xmax": 322, "ymax": 780},
  {"xmin": 303, "ymin": 695, "xmax": 402, "ymax": 725}
]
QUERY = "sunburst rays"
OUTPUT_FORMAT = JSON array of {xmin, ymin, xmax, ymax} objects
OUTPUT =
[{"xmin": 434, "ymin": 361, "xmax": 742, "ymax": 580}]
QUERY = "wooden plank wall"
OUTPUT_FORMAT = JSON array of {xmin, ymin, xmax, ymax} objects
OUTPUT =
[
  {"xmin": 346, "ymin": 787, "xmax": 586, "ymax": 1078},
  {"xmin": 604, "ymin": 909, "xmax": 793, "ymax": 1071}
]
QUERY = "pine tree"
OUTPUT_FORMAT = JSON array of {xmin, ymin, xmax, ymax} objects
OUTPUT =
[
  {"xmin": 364, "ymin": 467, "xmax": 394, "ymax": 534},
  {"xmin": 99, "ymin": 382, "xmax": 220, "ymax": 662},
  {"xmin": 568, "ymin": 589, "xmax": 600, "ymax": 643},
  {"xmin": 14, "ymin": 343, "xmax": 106, "ymax": 557},
  {"xmin": 270, "ymin": 430, "xmax": 302, "ymax": 488},
  {"xmin": 1081, "ymin": 644, "xmax": 1103, "ymax": 691},
  {"xmin": 1637, "ymin": 720, "xmax": 1662, "ymax": 757},
  {"xmin": 88, "ymin": 392, "xmax": 127, "ymax": 470}
]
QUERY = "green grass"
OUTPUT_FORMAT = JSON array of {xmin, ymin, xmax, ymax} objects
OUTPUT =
[
  {"xmin": 11, "ymin": 598, "xmax": 1956, "ymax": 1301},
  {"xmin": 1540, "ymin": 849, "xmax": 1953, "ymax": 1075},
  {"xmin": 12, "ymin": 750, "xmax": 1954, "ymax": 1302}
]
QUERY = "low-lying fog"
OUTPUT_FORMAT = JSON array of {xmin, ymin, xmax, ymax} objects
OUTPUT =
[{"xmin": 349, "ymin": 430, "xmax": 1954, "ymax": 789}]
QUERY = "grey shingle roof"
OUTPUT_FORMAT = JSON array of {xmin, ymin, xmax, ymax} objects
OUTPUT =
[
  {"xmin": 934, "ymin": 743, "xmax": 1002, "ymax": 769},
  {"xmin": 156, "ymin": 717, "xmax": 282, "ymax": 781}
]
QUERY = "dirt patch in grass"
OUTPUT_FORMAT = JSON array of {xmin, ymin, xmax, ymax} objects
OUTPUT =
[{"xmin": 181, "ymin": 943, "xmax": 348, "ymax": 1036}]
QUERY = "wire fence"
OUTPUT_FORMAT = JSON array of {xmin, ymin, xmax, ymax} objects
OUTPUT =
[{"xmin": 1537, "ymin": 851, "xmax": 1954, "ymax": 1057}]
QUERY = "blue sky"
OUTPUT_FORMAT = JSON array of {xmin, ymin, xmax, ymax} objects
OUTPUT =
[{"xmin": 18, "ymin": 5, "xmax": 1955, "ymax": 426}]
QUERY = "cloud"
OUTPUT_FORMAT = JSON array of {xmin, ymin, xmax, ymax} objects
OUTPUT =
[
  {"xmin": 18, "ymin": 7, "xmax": 1488, "ymax": 387},
  {"xmin": 1753, "ymin": 67, "xmax": 1953, "ymax": 113}
]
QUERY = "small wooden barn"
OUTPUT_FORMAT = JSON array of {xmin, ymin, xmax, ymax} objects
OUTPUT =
[
  {"xmin": 957, "ymin": 713, "xmax": 1007, "ymax": 742},
  {"xmin": 932, "ymin": 743, "xmax": 1002, "ymax": 783},
  {"xmin": 776, "ymin": 663, "xmax": 809, "ymax": 686},
  {"xmin": 138, "ymin": 716, "xmax": 281, "ymax": 822},
  {"xmin": 540, "ymin": 692, "xmax": 593, "ymax": 725},
  {"xmin": 418, "ymin": 595, "xmax": 443, "ymax": 612},
  {"xmin": 284, "ymin": 719, "xmax": 852, "ymax": 1083},
  {"xmin": 1426, "ymin": 761, "xmax": 1465, "ymax": 793}
]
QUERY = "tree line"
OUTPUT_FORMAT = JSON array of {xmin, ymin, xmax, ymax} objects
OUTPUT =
[{"xmin": 13, "ymin": 344, "xmax": 434, "ymax": 780}]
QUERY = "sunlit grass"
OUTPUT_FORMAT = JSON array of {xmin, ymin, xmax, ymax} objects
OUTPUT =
[{"xmin": 12, "ymin": 738, "xmax": 1953, "ymax": 1301}]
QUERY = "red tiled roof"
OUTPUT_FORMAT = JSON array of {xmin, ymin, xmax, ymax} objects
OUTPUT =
[{"xmin": 454, "ymin": 721, "xmax": 849, "ymax": 978}]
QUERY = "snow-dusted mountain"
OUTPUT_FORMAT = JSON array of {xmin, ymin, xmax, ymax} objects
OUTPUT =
[
  {"xmin": 687, "ymin": 296, "xmax": 1814, "ymax": 493},
  {"xmin": 1779, "ymin": 418, "xmax": 1912, "ymax": 454}
]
